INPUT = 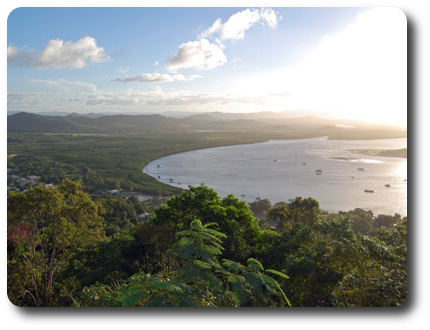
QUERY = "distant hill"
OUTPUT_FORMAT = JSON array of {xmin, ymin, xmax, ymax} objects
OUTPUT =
[
  {"xmin": 7, "ymin": 111, "xmax": 407, "ymax": 139},
  {"xmin": 7, "ymin": 112, "xmax": 92, "ymax": 133},
  {"xmin": 7, "ymin": 112, "xmax": 189, "ymax": 133}
]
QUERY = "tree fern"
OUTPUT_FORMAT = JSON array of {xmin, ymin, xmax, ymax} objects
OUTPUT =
[
  {"xmin": 118, "ymin": 273, "xmax": 191, "ymax": 307},
  {"xmin": 221, "ymin": 258, "xmax": 291, "ymax": 307}
]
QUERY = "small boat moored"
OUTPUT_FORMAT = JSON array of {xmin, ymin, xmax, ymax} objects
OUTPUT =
[{"xmin": 364, "ymin": 189, "xmax": 374, "ymax": 193}]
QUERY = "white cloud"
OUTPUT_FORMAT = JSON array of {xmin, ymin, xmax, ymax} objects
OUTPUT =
[
  {"xmin": 165, "ymin": 39, "xmax": 227, "ymax": 72},
  {"xmin": 200, "ymin": 8, "xmax": 280, "ymax": 40},
  {"xmin": 112, "ymin": 73, "xmax": 202, "ymax": 83},
  {"xmin": 83, "ymin": 87, "xmax": 256, "ymax": 108},
  {"xmin": 7, "ymin": 36, "xmax": 109, "ymax": 69},
  {"xmin": 26, "ymin": 78, "xmax": 98, "ymax": 93},
  {"xmin": 117, "ymin": 66, "xmax": 130, "ymax": 74},
  {"xmin": 7, "ymin": 44, "xmax": 36, "ymax": 66},
  {"xmin": 8, "ymin": 83, "xmax": 260, "ymax": 114},
  {"xmin": 166, "ymin": 8, "xmax": 279, "ymax": 73},
  {"xmin": 227, "ymin": 8, "xmax": 407, "ymax": 126}
]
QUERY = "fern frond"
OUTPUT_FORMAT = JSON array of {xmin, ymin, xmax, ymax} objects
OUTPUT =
[
  {"xmin": 222, "ymin": 259, "xmax": 244, "ymax": 273},
  {"xmin": 247, "ymin": 258, "xmax": 264, "ymax": 271},
  {"xmin": 265, "ymin": 269, "xmax": 290, "ymax": 280},
  {"xmin": 119, "ymin": 286, "xmax": 147, "ymax": 307}
]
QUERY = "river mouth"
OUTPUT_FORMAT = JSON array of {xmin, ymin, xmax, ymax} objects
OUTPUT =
[{"xmin": 143, "ymin": 137, "xmax": 407, "ymax": 216}]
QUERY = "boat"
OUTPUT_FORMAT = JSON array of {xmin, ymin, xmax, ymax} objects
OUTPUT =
[
  {"xmin": 169, "ymin": 178, "xmax": 173, "ymax": 182},
  {"xmin": 357, "ymin": 168, "xmax": 364, "ymax": 171},
  {"xmin": 364, "ymin": 189, "xmax": 374, "ymax": 193},
  {"xmin": 157, "ymin": 176, "xmax": 160, "ymax": 179},
  {"xmin": 157, "ymin": 165, "xmax": 160, "ymax": 168},
  {"xmin": 302, "ymin": 162, "xmax": 307, "ymax": 165},
  {"xmin": 256, "ymin": 197, "xmax": 261, "ymax": 201},
  {"xmin": 385, "ymin": 184, "xmax": 391, "ymax": 187},
  {"xmin": 316, "ymin": 172, "xmax": 322, "ymax": 175},
  {"xmin": 351, "ymin": 176, "xmax": 354, "ymax": 179},
  {"xmin": 273, "ymin": 159, "xmax": 278, "ymax": 162},
  {"xmin": 315, "ymin": 169, "xmax": 323, "ymax": 173},
  {"xmin": 241, "ymin": 194, "xmax": 246, "ymax": 197}
]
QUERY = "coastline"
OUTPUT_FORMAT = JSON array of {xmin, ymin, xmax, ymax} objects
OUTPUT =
[
  {"xmin": 143, "ymin": 137, "xmax": 407, "ymax": 217},
  {"xmin": 346, "ymin": 148, "xmax": 407, "ymax": 159}
]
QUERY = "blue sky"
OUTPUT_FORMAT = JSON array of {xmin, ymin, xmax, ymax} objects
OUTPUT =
[{"xmin": 7, "ymin": 7, "xmax": 406, "ymax": 126}]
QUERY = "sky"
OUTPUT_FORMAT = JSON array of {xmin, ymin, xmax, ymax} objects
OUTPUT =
[{"xmin": 7, "ymin": 7, "xmax": 407, "ymax": 126}]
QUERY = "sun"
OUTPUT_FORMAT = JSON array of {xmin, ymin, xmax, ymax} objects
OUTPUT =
[{"xmin": 228, "ymin": 8, "xmax": 407, "ymax": 127}]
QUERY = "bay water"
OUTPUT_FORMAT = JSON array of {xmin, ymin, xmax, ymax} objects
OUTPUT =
[{"xmin": 143, "ymin": 137, "xmax": 407, "ymax": 216}]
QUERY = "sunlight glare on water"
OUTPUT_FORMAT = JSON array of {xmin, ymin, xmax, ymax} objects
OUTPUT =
[{"xmin": 144, "ymin": 137, "xmax": 407, "ymax": 217}]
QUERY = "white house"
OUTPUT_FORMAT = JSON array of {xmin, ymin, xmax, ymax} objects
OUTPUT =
[{"xmin": 137, "ymin": 213, "xmax": 150, "ymax": 222}]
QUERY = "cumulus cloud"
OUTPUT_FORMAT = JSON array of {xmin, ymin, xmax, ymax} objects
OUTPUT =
[
  {"xmin": 228, "ymin": 8, "xmax": 406, "ymax": 125},
  {"xmin": 200, "ymin": 8, "xmax": 279, "ymax": 40},
  {"xmin": 7, "ymin": 36, "xmax": 109, "ymax": 69},
  {"xmin": 166, "ymin": 39, "xmax": 227, "ymax": 72},
  {"xmin": 8, "ymin": 82, "xmax": 260, "ymax": 114},
  {"xmin": 7, "ymin": 45, "xmax": 36, "ymax": 66},
  {"xmin": 165, "ymin": 8, "xmax": 279, "ymax": 72},
  {"xmin": 26, "ymin": 78, "xmax": 98, "ymax": 93},
  {"xmin": 112, "ymin": 73, "xmax": 202, "ymax": 83},
  {"xmin": 84, "ymin": 87, "xmax": 259, "ymax": 108}
]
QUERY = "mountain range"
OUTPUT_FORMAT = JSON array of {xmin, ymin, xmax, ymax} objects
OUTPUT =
[{"xmin": 7, "ymin": 111, "xmax": 407, "ymax": 139}]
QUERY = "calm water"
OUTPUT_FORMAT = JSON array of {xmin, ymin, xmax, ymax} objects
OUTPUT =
[{"xmin": 143, "ymin": 137, "xmax": 407, "ymax": 216}]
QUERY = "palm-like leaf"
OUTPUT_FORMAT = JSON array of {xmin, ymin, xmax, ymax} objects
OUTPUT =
[{"xmin": 220, "ymin": 258, "xmax": 291, "ymax": 306}]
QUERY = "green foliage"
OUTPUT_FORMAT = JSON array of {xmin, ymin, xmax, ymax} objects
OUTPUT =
[
  {"xmin": 171, "ymin": 219, "xmax": 226, "ymax": 265},
  {"xmin": 248, "ymin": 199, "xmax": 272, "ymax": 217},
  {"xmin": 118, "ymin": 273, "xmax": 193, "ymax": 307},
  {"xmin": 80, "ymin": 218, "xmax": 289, "ymax": 307},
  {"xmin": 220, "ymin": 258, "xmax": 291, "ymax": 307},
  {"xmin": 7, "ymin": 180, "xmax": 105, "ymax": 306},
  {"xmin": 154, "ymin": 184, "xmax": 261, "ymax": 262},
  {"xmin": 6, "ymin": 165, "xmax": 407, "ymax": 307},
  {"xmin": 266, "ymin": 204, "xmax": 290, "ymax": 232}
]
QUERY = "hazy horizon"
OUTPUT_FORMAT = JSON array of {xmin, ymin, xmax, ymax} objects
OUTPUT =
[{"xmin": 8, "ymin": 7, "xmax": 407, "ymax": 128}]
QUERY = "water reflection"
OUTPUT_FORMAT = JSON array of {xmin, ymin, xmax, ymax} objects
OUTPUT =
[{"xmin": 144, "ymin": 137, "xmax": 407, "ymax": 216}]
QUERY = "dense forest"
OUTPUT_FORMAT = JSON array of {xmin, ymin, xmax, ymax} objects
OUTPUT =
[
  {"xmin": 7, "ymin": 180, "xmax": 407, "ymax": 307},
  {"xmin": 7, "ymin": 112, "xmax": 407, "ymax": 307}
]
